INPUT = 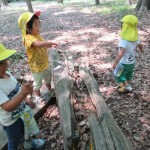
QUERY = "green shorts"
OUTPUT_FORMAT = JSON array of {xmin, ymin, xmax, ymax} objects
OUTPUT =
[{"xmin": 115, "ymin": 63, "xmax": 135, "ymax": 83}]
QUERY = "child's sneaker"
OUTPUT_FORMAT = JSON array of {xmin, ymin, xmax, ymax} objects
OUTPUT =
[
  {"xmin": 125, "ymin": 85, "xmax": 132, "ymax": 92},
  {"xmin": 32, "ymin": 96, "xmax": 46, "ymax": 104},
  {"xmin": 24, "ymin": 138, "xmax": 45, "ymax": 150},
  {"xmin": 117, "ymin": 85, "xmax": 126, "ymax": 93}
]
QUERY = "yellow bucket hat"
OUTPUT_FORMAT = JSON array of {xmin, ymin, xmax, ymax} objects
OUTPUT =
[
  {"xmin": 120, "ymin": 15, "xmax": 138, "ymax": 41},
  {"xmin": 0, "ymin": 44, "xmax": 16, "ymax": 62},
  {"xmin": 18, "ymin": 11, "xmax": 41, "ymax": 42}
]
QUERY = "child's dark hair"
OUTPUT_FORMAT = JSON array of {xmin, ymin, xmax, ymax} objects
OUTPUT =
[{"xmin": 26, "ymin": 15, "xmax": 39, "ymax": 34}]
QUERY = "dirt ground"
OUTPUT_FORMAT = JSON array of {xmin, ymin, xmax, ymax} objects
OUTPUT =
[{"xmin": 0, "ymin": 1, "xmax": 150, "ymax": 150}]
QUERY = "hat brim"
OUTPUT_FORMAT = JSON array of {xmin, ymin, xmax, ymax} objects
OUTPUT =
[{"xmin": 0, "ymin": 49, "xmax": 16, "ymax": 62}]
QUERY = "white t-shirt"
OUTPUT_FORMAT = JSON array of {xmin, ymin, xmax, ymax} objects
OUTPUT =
[
  {"xmin": 0, "ymin": 72, "xmax": 26, "ymax": 126},
  {"xmin": 118, "ymin": 38, "xmax": 140, "ymax": 64}
]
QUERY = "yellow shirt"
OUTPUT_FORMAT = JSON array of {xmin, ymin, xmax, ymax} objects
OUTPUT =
[{"xmin": 24, "ymin": 34, "xmax": 48, "ymax": 73}]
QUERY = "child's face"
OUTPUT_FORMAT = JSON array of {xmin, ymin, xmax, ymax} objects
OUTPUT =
[
  {"xmin": 31, "ymin": 18, "xmax": 40, "ymax": 35},
  {"xmin": 0, "ymin": 60, "xmax": 9, "ymax": 78}
]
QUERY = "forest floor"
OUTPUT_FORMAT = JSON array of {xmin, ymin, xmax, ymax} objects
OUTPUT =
[{"xmin": 0, "ymin": 1, "xmax": 150, "ymax": 150}]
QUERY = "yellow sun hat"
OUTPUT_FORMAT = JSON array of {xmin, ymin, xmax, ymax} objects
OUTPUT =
[
  {"xmin": 18, "ymin": 11, "xmax": 41, "ymax": 42},
  {"xmin": 120, "ymin": 15, "xmax": 138, "ymax": 42},
  {"xmin": 0, "ymin": 44, "xmax": 16, "ymax": 62}
]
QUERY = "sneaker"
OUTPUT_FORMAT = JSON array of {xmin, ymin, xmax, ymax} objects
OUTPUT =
[
  {"xmin": 125, "ymin": 85, "xmax": 132, "ymax": 92},
  {"xmin": 117, "ymin": 85, "xmax": 126, "ymax": 93},
  {"xmin": 24, "ymin": 139, "xmax": 45, "ymax": 150},
  {"xmin": 33, "ymin": 96, "xmax": 46, "ymax": 104}
]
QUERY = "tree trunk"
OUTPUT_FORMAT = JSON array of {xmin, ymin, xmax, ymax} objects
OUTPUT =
[
  {"xmin": 25, "ymin": 0, "xmax": 33, "ymax": 12},
  {"xmin": 127, "ymin": 0, "xmax": 137, "ymax": 5},
  {"xmin": 135, "ymin": 0, "xmax": 150, "ymax": 11},
  {"xmin": 57, "ymin": 0, "xmax": 63, "ymax": 3},
  {"xmin": 95, "ymin": 0, "xmax": 100, "ymax": 5},
  {"xmin": 0, "ymin": 0, "xmax": 8, "ymax": 11},
  {"xmin": 2, "ymin": 0, "xmax": 7, "ymax": 6}
]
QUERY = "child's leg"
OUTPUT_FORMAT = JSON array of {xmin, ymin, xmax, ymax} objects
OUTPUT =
[
  {"xmin": 124, "ymin": 64, "xmax": 135, "ymax": 91},
  {"xmin": 3, "ymin": 118, "xmax": 24, "ymax": 150},
  {"xmin": 43, "ymin": 68, "xmax": 52, "ymax": 91},
  {"xmin": 32, "ymin": 72, "xmax": 43, "ymax": 96}
]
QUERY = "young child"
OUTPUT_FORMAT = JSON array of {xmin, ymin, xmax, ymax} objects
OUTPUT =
[
  {"xmin": 18, "ymin": 11, "xmax": 57, "ymax": 102},
  {"xmin": 113, "ymin": 15, "xmax": 144, "ymax": 92},
  {"xmin": 0, "ymin": 43, "xmax": 45, "ymax": 149}
]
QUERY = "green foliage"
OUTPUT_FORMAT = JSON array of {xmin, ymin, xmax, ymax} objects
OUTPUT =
[{"xmin": 90, "ymin": 0, "xmax": 134, "ymax": 15}]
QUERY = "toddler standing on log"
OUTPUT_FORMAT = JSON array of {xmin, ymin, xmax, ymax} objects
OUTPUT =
[
  {"xmin": 113, "ymin": 15, "xmax": 144, "ymax": 92},
  {"xmin": 18, "ymin": 11, "xmax": 58, "ymax": 103}
]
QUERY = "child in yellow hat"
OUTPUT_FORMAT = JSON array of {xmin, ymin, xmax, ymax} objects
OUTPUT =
[
  {"xmin": 113, "ymin": 15, "xmax": 144, "ymax": 92},
  {"xmin": 18, "ymin": 11, "xmax": 58, "ymax": 102},
  {"xmin": 0, "ymin": 43, "xmax": 45, "ymax": 149}
]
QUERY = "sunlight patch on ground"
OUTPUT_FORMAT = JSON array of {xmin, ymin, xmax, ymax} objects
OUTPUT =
[
  {"xmin": 69, "ymin": 45, "xmax": 88, "ymax": 52},
  {"xmin": 98, "ymin": 63, "xmax": 112, "ymax": 69},
  {"xmin": 1, "ymin": 35, "xmax": 21, "ymax": 43},
  {"xmin": 99, "ymin": 86, "xmax": 115, "ymax": 96},
  {"xmin": 54, "ymin": 9, "xmax": 78, "ymax": 15},
  {"xmin": 77, "ymin": 28, "xmax": 99, "ymax": 35},
  {"xmin": 97, "ymin": 31, "xmax": 117, "ymax": 42}
]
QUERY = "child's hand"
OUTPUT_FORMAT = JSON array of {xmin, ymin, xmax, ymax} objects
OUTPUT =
[
  {"xmin": 47, "ymin": 40, "xmax": 58, "ymax": 48},
  {"xmin": 112, "ymin": 62, "xmax": 117, "ymax": 68},
  {"xmin": 21, "ymin": 83, "xmax": 33, "ymax": 96},
  {"xmin": 25, "ymin": 98, "xmax": 36, "ymax": 109}
]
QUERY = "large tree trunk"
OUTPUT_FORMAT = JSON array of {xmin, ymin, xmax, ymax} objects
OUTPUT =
[
  {"xmin": 127, "ymin": 0, "xmax": 137, "ymax": 5},
  {"xmin": 57, "ymin": 0, "xmax": 63, "ymax": 3},
  {"xmin": 135, "ymin": 0, "xmax": 150, "ymax": 11},
  {"xmin": 95, "ymin": 0, "xmax": 100, "ymax": 5},
  {"xmin": 1, "ymin": 0, "xmax": 7, "ymax": 6},
  {"xmin": 25, "ymin": 0, "xmax": 33, "ymax": 12},
  {"xmin": 0, "ymin": 0, "xmax": 7, "ymax": 11}
]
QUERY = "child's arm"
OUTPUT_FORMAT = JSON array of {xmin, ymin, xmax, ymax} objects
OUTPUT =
[
  {"xmin": 0, "ymin": 83, "xmax": 33, "ymax": 112},
  {"xmin": 113, "ymin": 48, "xmax": 125, "ymax": 68},
  {"xmin": 137, "ymin": 43, "xmax": 144, "ymax": 53},
  {"xmin": 32, "ymin": 40, "xmax": 58, "ymax": 48}
]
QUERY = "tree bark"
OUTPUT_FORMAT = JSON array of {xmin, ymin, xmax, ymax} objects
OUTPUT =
[
  {"xmin": 80, "ymin": 66, "xmax": 133, "ymax": 150},
  {"xmin": 57, "ymin": 0, "xmax": 63, "ymax": 3},
  {"xmin": 135, "ymin": 0, "xmax": 150, "ymax": 11},
  {"xmin": 88, "ymin": 113, "xmax": 107, "ymax": 150},
  {"xmin": 25, "ymin": 0, "xmax": 33, "ymax": 12},
  {"xmin": 2, "ymin": 0, "xmax": 7, "ymax": 6},
  {"xmin": 95, "ymin": 0, "xmax": 100, "ymax": 5},
  {"xmin": 50, "ymin": 49, "xmax": 76, "ymax": 150}
]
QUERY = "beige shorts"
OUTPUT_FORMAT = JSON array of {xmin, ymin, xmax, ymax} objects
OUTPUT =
[{"xmin": 32, "ymin": 67, "xmax": 51, "ymax": 90}]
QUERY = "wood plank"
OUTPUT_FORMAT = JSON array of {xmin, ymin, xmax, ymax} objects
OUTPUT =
[
  {"xmin": 105, "ymin": 112, "xmax": 132, "ymax": 150},
  {"xmin": 88, "ymin": 113, "xmax": 107, "ymax": 150},
  {"xmin": 100, "ymin": 114, "xmax": 115, "ymax": 150},
  {"xmin": 50, "ymin": 49, "xmax": 76, "ymax": 150},
  {"xmin": 80, "ymin": 66, "xmax": 132, "ymax": 150}
]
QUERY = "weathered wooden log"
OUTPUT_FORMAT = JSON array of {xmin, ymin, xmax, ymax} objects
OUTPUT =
[
  {"xmin": 100, "ymin": 114, "xmax": 115, "ymax": 150},
  {"xmin": 50, "ymin": 49, "xmax": 76, "ymax": 150},
  {"xmin": 88, "ymin": 113, "xmax": 107, "ymax": 150},
  {"xmin": 79, "ymin": 66, "xmax": 132, "ymax": 150}
]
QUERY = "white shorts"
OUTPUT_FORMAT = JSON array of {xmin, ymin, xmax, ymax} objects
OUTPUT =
[{"xmin": 32, "ymin": 67, "xmax": 51, "ymax": 90}]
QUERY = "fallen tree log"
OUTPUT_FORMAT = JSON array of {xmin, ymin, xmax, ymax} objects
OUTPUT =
[
  {"xmin": 50, "ymin": 49, "xmax": 76, "ymax": 150},
  {"xmin": 88, "ymin": 113, "xmax": 107, "ymax": 150},
  {"xmin": 79, "ymin": 66, "xmax": 132, "ymax": 150}
]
